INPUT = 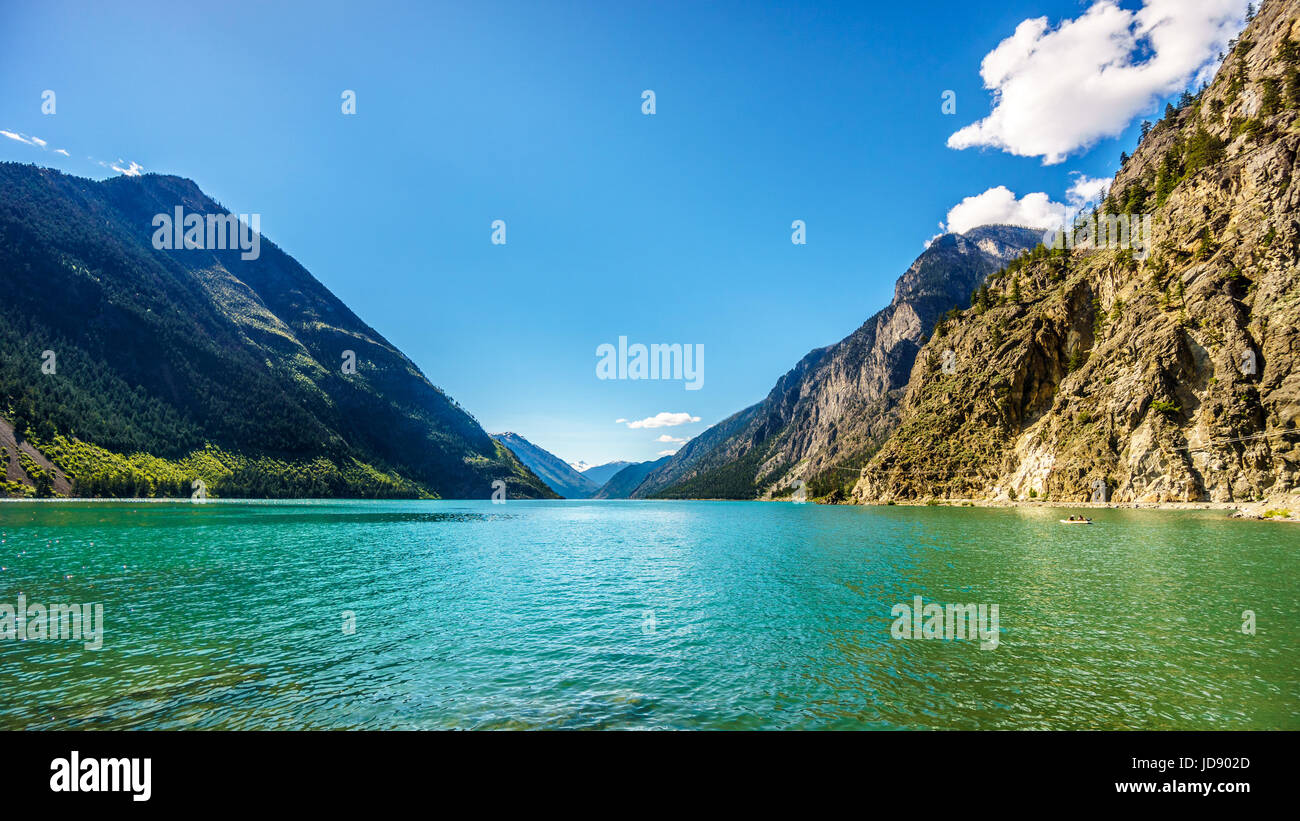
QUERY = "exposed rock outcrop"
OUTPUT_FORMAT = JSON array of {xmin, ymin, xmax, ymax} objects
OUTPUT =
[
  {"xmin": 635, "ymin": 225, "xmax": 1043, "ymax": 499},
  {"xmin": 854, "ymin": 0, "xmax": 1300, "ymax": 505}
]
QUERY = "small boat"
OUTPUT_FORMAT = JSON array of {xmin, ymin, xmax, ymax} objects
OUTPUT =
[{"xmin": 1059, "ymin": 517, "xmax": 1092, "ymax": 524}]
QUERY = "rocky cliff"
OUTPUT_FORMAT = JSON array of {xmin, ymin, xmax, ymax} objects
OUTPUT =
[
  {"xmin": 854, "ymin": 0, "xmax": 1300, "ymax": 505},
  {"xmin": 634, "ymin": 225, "xmax": 1043, "ymax": 499}
]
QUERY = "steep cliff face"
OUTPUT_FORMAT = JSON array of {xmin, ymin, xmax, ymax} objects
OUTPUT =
[
  {"xmin": 854, "ymin": 0, "xmax": 1300, "ymax": 505},
  {"xmin": 634, "ymin": 225, "xmax": 1042, "ymax": 499}
]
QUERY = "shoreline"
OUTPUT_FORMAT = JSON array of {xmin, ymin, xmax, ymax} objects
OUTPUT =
[
  {"xmin": 841, "ymin": 496, "xmax": 1299, "ymax": 522},
  {"xmin": 1, "ymin": 495, "xmax": 1296, "ymax": 522}
]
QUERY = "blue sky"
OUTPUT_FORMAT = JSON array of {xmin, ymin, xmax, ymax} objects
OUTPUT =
[{"xmin": 0, "ymin": 0, "xmax": 1248, "ymax": 466}]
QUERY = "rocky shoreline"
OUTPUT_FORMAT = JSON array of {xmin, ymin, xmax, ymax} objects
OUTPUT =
[{"xmin": 843, "ymin": 494, "xmax": 1299, "ymax": 522}]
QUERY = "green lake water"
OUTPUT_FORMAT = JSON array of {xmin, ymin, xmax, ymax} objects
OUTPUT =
[{"xmin": 0, "ymin": 500, "xmax": 1296, "ymax": 729}]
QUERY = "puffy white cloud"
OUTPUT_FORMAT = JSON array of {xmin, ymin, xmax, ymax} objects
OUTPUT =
[
  {"xmin": 948, "ymin": 0, "xmax": 1249, "ymax": 164},
  {"xmin": 624, "ymin": 412, "xmax": 700, "ymax": 429},
  {"xmin": 939, "ymin": 173, "xmax": 1114, "ymax": 239},
  {"xmin": 54, "ymin": 148, "xmax": 69, "ymax": 156},
  {"xmin": 657, "ymin": 449, "xmax": 679, "ymax": 457},
  {"xmin": 942, "ymin": 186, "xmax": 1066, "ymax": 234},
  {"xmin": 1065, "ymin": 173, "xmax": 1111, "ymax": 212},
  {"xmin": 1, "ymin": 130, "xmax": 35, "ymax": 145},
  {"xmin": 655, "ymin": 434, "xmax": 686, "ymax": 443}
]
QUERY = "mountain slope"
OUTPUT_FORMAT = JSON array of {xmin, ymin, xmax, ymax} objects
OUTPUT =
[
  {"xmin": 592, "ymin": 456, "xmax": 672, "ymax": 499},
  {"xmin": 580, "ymin": 461, "xmax": 632, "ymax": 487},
  {"xmin": 855, "ymin": 0, "xmax": 1300, "ymax": 505},
  {"xmin": 491, "ymin": 432, "xmax": 597, "ymax": 498},
  {"xmin": 0, "ymin": 164, "xmax": 554, "ymax": 499},
  {"xmin": 634, "ymin": 225, "xmax": 1043, "ymax": 500}
]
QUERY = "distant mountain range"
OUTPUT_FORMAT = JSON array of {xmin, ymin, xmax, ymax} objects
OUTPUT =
[
  {"xmin": 490, "ymin": 432, "xmax": 599, "ymax": 498},
  {"xmin": 592, "ymin": 457, "xmax": 671, "ymax": 499},
  {"xmin": 489, "ymin": 432, "xmax": 667, "ymax": 499},
  {"xmin": 579, "ymin": 461, "xmax": 632, "ymax": 486},
  {"xmin": 0, "ymin": 165, "xmax": 554, "ymax": 499}
]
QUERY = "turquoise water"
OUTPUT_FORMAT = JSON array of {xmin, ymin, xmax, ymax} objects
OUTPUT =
[{"xmin": 0, "ymin": 500, "xmax": 1296, "ymax": 730}]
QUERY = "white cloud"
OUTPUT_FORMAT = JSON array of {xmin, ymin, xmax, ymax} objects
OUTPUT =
[
  {"xmin": 624, "ymin": 412, "xmax": 700, "ymax": 429},
  {"xmin": 2, "ymin": 128, "xmax": 74, "ymax": 159},
  {"xmin": 1065, "ymin": 173, "xmax": 1111, "ymax": 212},
  {"xmin": 938, "ymin": 174, "xmax": 1113, "ymax": 240},
  {"xmin": 657, "ymin": 449, "xmax": 679, "ymax": 456},
  {"xmin": 942, "ymin": 186, "xmax": 1067, "ymax": 234},
  {"xmin": 655, "ymin": 434, "xmax": 686, "ymax": 443},
  {"xmin": 948, "ymin": 0, "xmax": 1249, "ymax": 164},
  {"xmin": 109, "ymin": 159, "xmax": 144, "ymax": 177}
]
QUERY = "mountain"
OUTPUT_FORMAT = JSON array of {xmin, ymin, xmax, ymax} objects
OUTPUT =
[
  {"xmin": 592, "ymin": 456, "xmax": 672, "ymax": 499},
  {"xmin": 568, "ymin": 460, "xmax": 593, "ymax": 473},
  {"xmin": 854, "ymin": 0, "xmax": 1300, "ymax": 505},
  {"xmin": 491, "ymin": 432, "xmax": 598, "ymax": 498},
  {"xmin": 580, "ymin": 461, "xmax": 632, "ymax": 486},
  {"xmin": 0, "ymin": 164, "xmax": 555, "ymax": 499},
  {"xmin": 632, "ymin": 225, "xmax": 1043, "ymax": 500}
]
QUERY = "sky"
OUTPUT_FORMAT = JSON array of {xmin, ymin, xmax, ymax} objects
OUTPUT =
[{"xmin": 0, "ymin": 0, "xmax": 1250, "ymax": 467}]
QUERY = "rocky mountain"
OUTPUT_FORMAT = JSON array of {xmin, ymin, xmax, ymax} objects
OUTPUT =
[
  {"xmin": 854, "ymin": 0, "xmax": 1300, "ymax": 505},
  {"xmin": 491, "ymin": 432, "xmax": 598, "ymax": 498},
  {"xmin": 0, "ymin": 164, "xmax": 554, "ymax": 499},
  {"xmin": 580, "ymin": 460, "xmax": 632, "ymax": 487},
  {"xmin": 631, "ymin": 225, "xmax": 1043, "ymax": 500},
  {"xmin": 593, "ymin": 456, "xmax": 672, "ymax": 499}
]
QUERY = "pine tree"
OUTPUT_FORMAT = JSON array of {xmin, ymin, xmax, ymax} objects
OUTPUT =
[{"xmin": 1261, "ymin": 77, "xmax": 1281, "ymax": 116}]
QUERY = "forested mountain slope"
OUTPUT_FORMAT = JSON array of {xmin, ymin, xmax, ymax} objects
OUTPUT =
[{"xmin": 0, "ymin": 165, "xmax": 553, "ymax": 499}]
